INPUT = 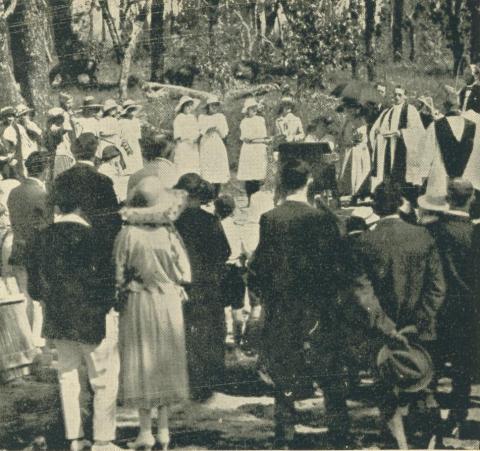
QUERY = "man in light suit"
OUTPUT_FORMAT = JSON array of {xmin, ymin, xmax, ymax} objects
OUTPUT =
[{"xmin": 8, "ymin": 151, "xmax": 50, "ymax": 346}]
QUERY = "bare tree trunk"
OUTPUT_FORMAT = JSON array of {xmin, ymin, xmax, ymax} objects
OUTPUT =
[
  {"xmin": 18, "ymin": 0, "xmax": 53, "ymax": 117},
  {"xmin": 446, "ymin": 0, "xmax": 465, "ymax": 75},
  {"xmin": 150, "ymin": 0, "xmax": 164, "ymax": 82},
  {"xmin": 365, "ymin": 0, "xmax": 376, "ymax": 80},
  {"xmin": 406, "ymin": 19, "xmax": 415, "ymax": 61},
  {"xmin": 0, "ymin": 0, "xmax": 24, "ymax": 106},
  {"xmin": 257, "ymin": 0, "xmax": 266, "ymax": 38},
  {"xmin": 468, "ymin": 0, "xmax": 480, "ymax": 63},
  {"xmin": 206, "ymin": 0, "xmax": 220, "ymax": 46},
  {"xmin": 98, "ymin": 0, "xmax": 124, "ymax": 63},
  {"xmin": 392, "ymin": 0, "xmax": 404, "ymax": 62},
  {"xmin": 119, "ymin": 0, "xmax": 152, "ymax": 101}
]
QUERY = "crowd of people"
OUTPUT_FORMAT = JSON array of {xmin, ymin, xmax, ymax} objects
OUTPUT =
[{"xmin": 0, "ymin": 61, "xmax": 479, "ymax": 451}]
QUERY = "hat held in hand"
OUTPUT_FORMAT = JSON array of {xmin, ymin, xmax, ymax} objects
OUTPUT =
[{"xmin": 377, "ymin": 327, "xmax": 433, "ymax": 393}]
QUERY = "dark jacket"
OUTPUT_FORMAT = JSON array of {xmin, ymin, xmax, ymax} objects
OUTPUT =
[
  {"xmin": 428, "ymin": 214, "xmax": 477, "ymax": 364},
  {"xmin": 248, "ymin": 201, "xmax": 343, "ymax": 382},
  {"xmin": 357, "ymin": 217, "xmax": 446, "ymax": 341},
  {"xmin": 52, "ymin": 162, "xmax": 121, "ymax": 258},
  {"xmin": 175, "ymin": 207, "xmax": 230, "ymax": 301},
  {"xmin": 7, "ymin": 178, "xmax": 49, "ymax": 265},
  {"xmin": 459, "ymin": 83, "xmax": 480, "ymax": 114},
  {"xmin": 26, "ymin": 222, "xmax": 116, "ymax": 344}
]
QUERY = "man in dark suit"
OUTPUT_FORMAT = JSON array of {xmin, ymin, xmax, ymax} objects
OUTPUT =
[
  {"xmin": 249, "ymin": 160, "xmax": 405, "ymax": 448},
  {"xmin": 426, "ymin": 179, "xmax": 477, "ymax": 436},
  {"xmin": 26, "ymin": 178, "xmax": 121, "ymax": 451},
  {"xmin": 52, "ymin": 133, "xmax": 121, "ymax": 260},
  {"xmin": 8, "ymin": 151, "xmax": 50, "ymax": 346},
  {"xmin": 358, "ymin": 182, "xmax": 446, "ymax": 446}
]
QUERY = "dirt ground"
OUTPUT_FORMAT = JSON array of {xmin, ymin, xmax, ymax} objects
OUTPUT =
[{"xmin": 1, "ymin": 345, "xmax": 480, "ymax": 450}]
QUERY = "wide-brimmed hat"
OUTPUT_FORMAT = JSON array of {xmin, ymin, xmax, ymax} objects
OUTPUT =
[
  {"xmin": 175, "ymin": 96, "xmax": 199, "ymax": 114},
  {"xmin": 417, "ymin": 194, "xmax": 449, "ymax": 212},
  {"xmin": 121, "ymin": 99, "xmax": 142, "ymax": 115},
  {"xmin": 242, "ymin": 97, "xmax": 259, "ymax": 114},
  {"xmin": 377, "ymin": 335, "xmax": 434, "ymax": 393},
  {"xmin": 103, "ymin": 99, "xmax": 119, "ymax": 115},
  {"xmin": 80, "ymin": 96, "xmax": 102, "ymax": 110},
  {"xmin": 15, "ymin": 104, "xmax": 33, "ymax": 117},
  {"xmin": 47, "ymin": 107, "xmax": 66, "ymax": 120},
  {"xmin": 0, "ymin": 106, "xmax": 15, "ymax": 119},
  {"xmin": 279, "ymin": 96, "xmax": 295, "ymax": 107},
  {"xmin": 123, "ymin": 176, "xmax": 187, "ymax": 224}
]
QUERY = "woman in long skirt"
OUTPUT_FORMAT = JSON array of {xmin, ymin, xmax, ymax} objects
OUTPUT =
[
  {"xmin": 115, "ymin": 177, "xmax": 191, "ymax": 450},
  {"xmin": 198, "ymin": 95, "xmax": 230, "ymax": 197},
  {"xmin": 173, "ymin": 96, "xmax": 200, "ymax": 177},
  {"xmin": 237, "ymin": 98, "xmax": 271, "ymax": 205}
]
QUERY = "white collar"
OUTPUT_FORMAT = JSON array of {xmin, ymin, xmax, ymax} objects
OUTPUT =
[
  {"xmin": 26, "ymin": 176, "xmax": 45, "ymax": 191},
  {"xmin": 285, "ymin": 191, "xmax": 309, "ymax": 205},
  {"xmin": 77, "ymin": 160, "xmax": 95, "ymax": 167},
  {"xmin": 379, "ymin": 214, "xmax": 400, "ymax": 221},
  {"xmin": 54, "ymin": 213, "xmax": 90, "ymax": 227},
  {"xmin": 446, "ymin": 209, "xmax": 470, "ymax": 218}
]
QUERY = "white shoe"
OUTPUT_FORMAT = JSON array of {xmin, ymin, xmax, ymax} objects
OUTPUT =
[
  {"xmin": 91, "ymin": 443, "xmax": 125, "ymax": 451},
  {"xmin": 127, "ymin": 433, "xmax": 155, "ymax": 450},
  {"xmin": 156, "ymin": 429, "xmax": 170, "ymax": 451}
]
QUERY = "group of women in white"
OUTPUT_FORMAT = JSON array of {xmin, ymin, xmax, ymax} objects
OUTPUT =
[{"xmin": 173, "ymin": 94, "xmax": 309, "ymax": 204}]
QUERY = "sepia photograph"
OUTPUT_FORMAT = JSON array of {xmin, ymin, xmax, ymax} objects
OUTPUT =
[{"xmin": 0, "ymin": 0, "xmax": 480, "ymax": 449}]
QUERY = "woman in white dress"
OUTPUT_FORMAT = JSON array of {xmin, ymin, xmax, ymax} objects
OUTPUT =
[
  {"xmin": 198, "ymin": 95, "xmax": 230, "ymax": 198},
  {"xmin": 173, "ymin": 96, "xmax": 200, "ymax": 177},
  {"xmin": 97, "ymin": 146, "xmax": 129, "ymax": 203},
  {"xmin": 120, "ymin": 100, "xmax": 144, "ymax": 175},
  {"xmin": 237, "ymin": 98, "xmax": 271, "ymax": 205}
]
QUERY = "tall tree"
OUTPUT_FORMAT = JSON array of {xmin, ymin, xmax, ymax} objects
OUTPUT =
[
  {"xmin": 206, "ymin": 0, "xmax": 220, "ymax": 46},
  {"xmin": 150, "ymin": 0, "xmax": 165, "ymax": 82},
  {"xmin": 15, "ymin": 0, "xmax": 53, "ymax": 116},
  {"xmin": 0, "ymin": 0, "xmax": 24, "ymax": 106},
  {"xmin": 468, "ymin": 0, "xmax": 480, "ymax": 63},
  {"xmin": 365, "ymin": 0, "xmax": 376, "ymax": 80},
  {"xmin": 392, "ymin": 0, "xmax": 404, "ymax": 61},
  {"xmin": 119, "ymin": 0, "xmax": 152, "ymax": 100},
  {"xmin": 98, "ymin": 0, "xmax": 124, "ymax": 63},
  {"xmin": 445, "ymin": 0, "xmax": 466, "ymax": 75}
]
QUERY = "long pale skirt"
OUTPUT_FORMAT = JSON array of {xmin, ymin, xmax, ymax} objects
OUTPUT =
[
  {"xmin": 237, "ymin": 143, "xmax": 268, "ymax": 181},
  {"xmin": 173, "ymin": 141, "xmax": 200, "ymax": 177},
  {"xmin": 119, "ymin": 286, "xmax": 189, "ymax": 408},
  {"xmin": 199, "ymin": 134, "xmax": 230, "ymax": 184}
]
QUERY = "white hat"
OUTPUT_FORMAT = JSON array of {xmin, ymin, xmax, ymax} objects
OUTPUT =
[
  {"xmin": 175, "ymin": 96, "xmax": 199, "ymax": 114},
  {"xmin": 47, "ymin": 107, "xmax": 66, "ymax": 119},
  {"xmin": 205, "ymin": 95, "xmax": 221, "ymax": 106},
  {"xmin": 351, "ymin": 206, "xmax": 379, "ymax": 226},
  {"xmin": 417, "ymin": 194, "xmax": 449, "ymax": 212},
  {"xmin": 15, "ymin": 104, "xmax": 33, "ymax": 117},
  {"xmin": 121, "ymin": 99, "xmax": 142, "ymax": 114},
  {"xmin": 103, "ymin": 99, "xmax": 119, "ymax": 115},
  {"xmin": 242, "ymin": 98, "xmax": 259, "ymax": 114}
]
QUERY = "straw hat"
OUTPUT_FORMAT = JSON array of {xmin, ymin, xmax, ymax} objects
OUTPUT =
[
  {"xmin": 417, "ymin": 193, "xmax": 449, "ymax": 212},
  {"xmin": 205, "ymin": 95, "xmax": 222, "ymax": 107},
  {"xmin": 15, "ymin": 104, "xmax": 33, "ymax": 117},
  {"xmin": 47, "ymin": 107, "xmax": 66, "ymax": 120},
  {"xmin": 351, "ymin": 206, "xmax": 379, "ymax": 226},
  {"xmin": 121, "ymin": 99, "xmax": 142, "ymax": 115},
  {"xmin": 103, "ymin": 99, "xmax": 119, "ymax": 116},
  {"xmin": 80, "ymin": 96, "xmax": 102, "ymax": 110},
  {"xmin": 242, "ymin": 97, "xmax": 259, "ymax": 114},
  {"xmin": 59, "ymin": 92, "xmax": 73, "ymax": 105},
  {"xmin": 123, "ymin": 176, "xmax": 188, "ymax": 224},
  {"xmin": 175, "ymin": 96, "xmax": 199, "ymax": 114}
]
